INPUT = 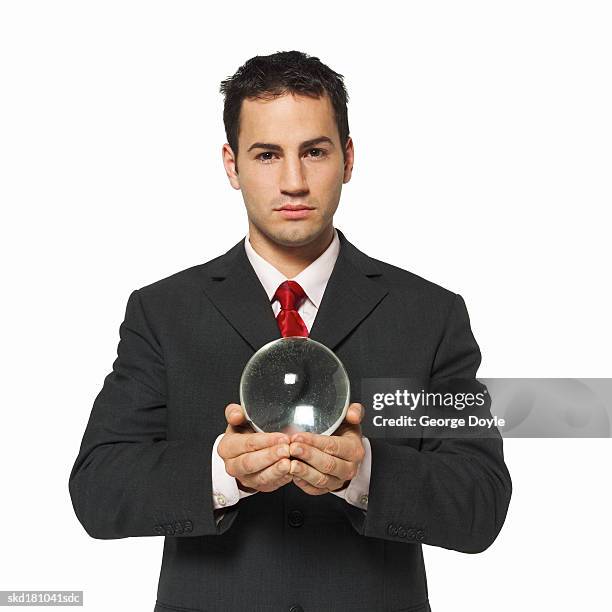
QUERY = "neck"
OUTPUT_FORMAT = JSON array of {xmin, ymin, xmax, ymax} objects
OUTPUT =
[{"xmin": 247, "ymin": 223, "xmax": 335, "ymax": 278}]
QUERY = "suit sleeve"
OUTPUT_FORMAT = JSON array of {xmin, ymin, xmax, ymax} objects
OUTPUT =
[
  {"xmin": 345, "ymin": 293, "xmax": 512, "ymax": 553},
  {"xmin": 68, "ymin": 289, "xmax": 235, "ymax": 539}
]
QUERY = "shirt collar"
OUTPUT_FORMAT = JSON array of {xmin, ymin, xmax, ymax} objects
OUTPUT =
[{"xmin": 243, "ymin": 228, "xmax": 340, "ymax": 308}]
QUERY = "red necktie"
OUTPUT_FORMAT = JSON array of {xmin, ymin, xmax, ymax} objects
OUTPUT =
[{"xmin": 273, "ymin": 280, "xmax": 309, "ymax": 337}]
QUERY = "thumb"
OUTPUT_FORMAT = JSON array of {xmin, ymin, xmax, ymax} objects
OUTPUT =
[
  {"xmin": 345, "ymin": 403, "xmax": 364, "ymax": 425},
  {"xmin": 224, "ymin": 403, "xmax": 246, "ymax": 427}
]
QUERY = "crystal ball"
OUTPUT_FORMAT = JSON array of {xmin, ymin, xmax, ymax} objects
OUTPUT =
[{"xmin": 239, "ymin": 336, "xmax": 350, "ymax": 436}]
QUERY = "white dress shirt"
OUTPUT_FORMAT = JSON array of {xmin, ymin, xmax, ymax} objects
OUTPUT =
[{"xmin": 211, "ymin": 227, "xmax": 372, "ymax": 516}]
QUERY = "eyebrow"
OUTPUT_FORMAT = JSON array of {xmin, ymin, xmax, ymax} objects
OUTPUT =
[{"xmin": 247, "ymin": 136, "xmax": 335, "ymax": 153}]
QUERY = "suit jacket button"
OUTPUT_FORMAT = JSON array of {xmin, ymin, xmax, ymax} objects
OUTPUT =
[
  {"xmin": 289, "ymin": 606, "xmax": 304, "ymax": 612},
  {"xmin": 154, "ymin": 525, "xmax": 164, "ymax": 535},
  {"xmin": 288, "ymin": 510, "xmax": 304, "ymax": 528},
  {"xmin": 416, "ymin": 529, "xmax": 425, "ymax": 541},
  {"xmin": 397, "ymin": 526, "xmax": 407, "ymax": 538},
  {"xmin": 164, "ymin": 524, "xmax": 175, "ymax": 536},
  {"xmin": 184, "ymin": 520, "xmax": 193, "ymax": 533}
]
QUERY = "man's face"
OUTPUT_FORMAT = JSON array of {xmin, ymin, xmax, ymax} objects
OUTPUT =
[{"xmin": 223, "ymin": 92, "xmax": 353, "ymax": 247}]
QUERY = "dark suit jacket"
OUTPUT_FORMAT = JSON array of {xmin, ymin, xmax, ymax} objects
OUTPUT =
[{"xmin": 69, "ymin": 228, "xmax": 512, "ymax": 612}]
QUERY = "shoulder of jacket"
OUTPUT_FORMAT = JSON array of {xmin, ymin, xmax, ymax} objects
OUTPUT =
[
  {"xmin": 131, "ymin": 250, "xmax": 228, "ymax": 302},
  {"xmin": 364, "ymin": 254, "xmax": 458, "ymax": 303}
]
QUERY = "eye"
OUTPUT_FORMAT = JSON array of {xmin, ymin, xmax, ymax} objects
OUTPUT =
[
  {"xmin": 255, "ymin": 151, "xmax": 277, "ymax": 163},
  {"xmin": 306, "ymin": 148, "xmax": 327, "ymax": 159}
]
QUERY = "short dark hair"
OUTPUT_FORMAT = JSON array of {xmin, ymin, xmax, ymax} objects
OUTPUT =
[{"xmin": 219, "ymin": 50, "xmax": 350, "ymax": 165}]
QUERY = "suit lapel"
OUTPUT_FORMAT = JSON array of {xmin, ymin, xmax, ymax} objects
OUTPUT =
[
  {"xmin": 201, "ymin": 237, "xmax": 282, "ymax": 351},
  {"xmin": 309, "ymin": 229, "xmax": 388, "ymax": 350},
  {"xmin": 200, "ymin": 228, "xmax": 389, "ymax": 352}
]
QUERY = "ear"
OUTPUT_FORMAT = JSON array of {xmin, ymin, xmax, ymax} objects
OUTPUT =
[
  {"xmin": 343, "ymin": 137, "xmax": 354, "ymax": 183},
  {"xmin": 222, "ymin": 143, "xmax": 241, "ymax": 190}
]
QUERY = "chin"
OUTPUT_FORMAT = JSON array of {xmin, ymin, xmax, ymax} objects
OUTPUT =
[{"xmin": 272, "ymin": 224, "xmax": 324, "ymax": 247}]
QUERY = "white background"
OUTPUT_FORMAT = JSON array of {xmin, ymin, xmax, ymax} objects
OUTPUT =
[{"xmin": 1, "ymin": 1, "xmax": 611, "ymax": 610}]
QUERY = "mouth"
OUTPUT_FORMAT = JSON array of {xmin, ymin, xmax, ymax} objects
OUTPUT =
[{"xmin": 275, "ymin": 204, "xmax": 315, "ymax": 220}]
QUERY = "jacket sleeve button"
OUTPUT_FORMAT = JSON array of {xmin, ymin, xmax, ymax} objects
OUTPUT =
[{"xmin": 387, "ymin": 523, "xmax": 398, "ymax": 536}]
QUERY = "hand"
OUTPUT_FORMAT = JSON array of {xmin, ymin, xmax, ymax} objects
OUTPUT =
[
  {"xmin": 288, "ymin": 403, "xmax": 366, "ymax": 496},
  {"xmin": 217, "ymin": 403, "xmax": 293, "ymax": 493}
]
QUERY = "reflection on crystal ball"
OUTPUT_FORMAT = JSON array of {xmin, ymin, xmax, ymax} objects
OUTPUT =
[{"xmin": 239, "ymin": 337, "xmax": 350, "ymax": 436}]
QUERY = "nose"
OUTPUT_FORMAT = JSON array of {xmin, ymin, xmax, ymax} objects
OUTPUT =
[{"xmin": 280, "ymin": 154, "xmax": 309, "ymax": 196}]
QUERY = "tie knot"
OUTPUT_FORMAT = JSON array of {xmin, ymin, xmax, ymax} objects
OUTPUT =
[{"xmin": 273, "ymin": 280, "xmax": 306, "ymax": 311}]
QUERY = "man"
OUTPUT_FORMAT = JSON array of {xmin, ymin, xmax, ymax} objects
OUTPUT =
[{"xmin": 69, "ymin": 50, "xmax": 512, "ymax": 612}]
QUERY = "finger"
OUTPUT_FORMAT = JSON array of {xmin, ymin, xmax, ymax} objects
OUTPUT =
[
  {"xmin": 345, "ymin": 403, "xmax": 364, "ymax": 425},
  {"xmin": 289, "ymin": 431, "xmax": 364, "ymax": 463},
  {"xmin": 219, "ymin": 431, "xmax": 290, "ymax": 459},
  {"xmin": 225, "ymin": 421, "xmax": 253, "ymax": 436},
  {"xmin": 261, "ymin": 472, "xmax": 293, "ymax": 492},
  {"xmin": 289, "ymin": 459, "xmax": 345, "ymax": 491},
  {"xmin": 240, "ymin": 459, "xmax": 293, "ymax": 492},
  {"xmin": 225, "ymin": 443, "xmax": 290, "ymax": 477},
  {"xmin": 292, "ymin": 476, "xmax": 327, "ymax": 496},
  {"xmin": 332, "ymin": 419, "xmax": 363, "ymax": 440},
  {"xmin": 289, "ymin": 441, "xmax": 357, "ymax": 482},
  {"xmin": 224, "ymin": 403, "xmax": 246, "ymax": 427}
]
